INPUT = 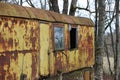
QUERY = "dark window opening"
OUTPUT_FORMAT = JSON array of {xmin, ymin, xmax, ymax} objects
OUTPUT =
[{"xmin": 70, "ymin": 28, "xmax": 77, "ymax": 49}]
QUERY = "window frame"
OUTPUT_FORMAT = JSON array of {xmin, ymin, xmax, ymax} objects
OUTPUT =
[
  {"xmin": 53, "ymin": 23, "xmax": 65, "ymax": 51},
  {"xmin": 69, "ymin": 25, "xmax": 79, "ymax": 50}
]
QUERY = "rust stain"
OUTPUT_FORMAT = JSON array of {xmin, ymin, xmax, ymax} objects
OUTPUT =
[
  {"xmin": 8, "ymin": 38, "xmax": 13, "ymax": 47},
  {"xmin": 0, "ymin": 17, "xmax": 39, "ymax": 80},
  {"xmin": 85, "ymin": 48, "xmax": 94, "ymax": 64},
  {"xmin": 54, "ymin": 52, "xmax": 62, "ymax": 74},
  {"xmin": 0, "ymin": 54, "xmax": 10, "ymax": 79},
  {"xmin": 79, "ymin": 26, "xmax": 94, "ymax": 67},
  {"xmin": 64, "ymin": 24, "xmax": 69, "ymax": 50},
  {"xmin": 4, "ymin": 22, "xmax": 8, "ymax": 27},
  {"xmin": 47, "ymin": 25, "xmax": 94, "ymax": 76},
  {"xmin": 84, "ymin": 71, "xmax": 90, "ymax": 80},
  {"xmin": 12, "ymin": 19, "xmax": 17, "ymax": 25},
  {"xmin": 31, "ymin": 52, "xmax": 38, "ymax": 79},
  {"xmin": 0, "ymin": 21, "xmax": 2, "ymax": 25},
  {"xmin": 0, "ymin": 37, "xmax": 4, "ymax": 44},
  {"xmin": 0, "ymin": 50, "xmax": 37, "ymax": 55},
  {"xmin": 0, "ymin": 3, "xmax": 95, "ymax": 79},
  {"xmin": 0, "ymin": 17, "xmax": 39, "ymax": 52}
]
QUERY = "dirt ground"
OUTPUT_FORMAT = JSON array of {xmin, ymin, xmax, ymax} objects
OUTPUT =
[
  {"xmin": 103, "ymin": 73, "xmax": 114, "ymax": 80},
  {"xmin": 103, "ymin": 73, "xmax": 120, "ymax": 80}
]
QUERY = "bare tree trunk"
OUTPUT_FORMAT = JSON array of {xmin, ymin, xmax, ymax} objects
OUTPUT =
[
  {"xmin": 63, "ymin": 0, "xmax": 68, "ymax": 14},
  {"xmin": 95, "ymin": 0, "xmax": 98, "ymax": 42},
  {"xmin": 95, "ymin": 0, "xmax": 105, "ymax": 80},
  {"xmin": 69, "ymin": 0, "xmax": 77, "ymax": 16},
  {"xmin": 114, "ymin": 0, "xmax": 119, "ymax": 80},
  {"xmin": 49, "ymin": 0, "xmax": 59, "ymax": 13},
  {"xmin": 20, "ymin": 0, "xmax": 22, "ymax": 5},
  {"xmin": 26, "ymin": 0, "xmax": 35, "ymax": 8}
]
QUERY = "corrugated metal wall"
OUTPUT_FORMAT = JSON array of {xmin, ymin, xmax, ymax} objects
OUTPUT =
[
  {"xmin": 0, "ymin": 17, "xmax": 94, "ymax": 80},
  {"xmin": 48, "ymin": 25, "xmax": 94, "ymax": 76},
  {"xmin": 0, "ymin": 17, "xmax": 39, "ymax": 80}
]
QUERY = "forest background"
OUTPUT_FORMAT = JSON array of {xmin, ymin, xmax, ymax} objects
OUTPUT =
[{"xmin": 0, "ymin": 0, "xmax": 120, "ymax": 80}]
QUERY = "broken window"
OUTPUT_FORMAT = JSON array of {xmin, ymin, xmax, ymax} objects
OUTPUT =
[
  {"xmin": 69, "ymin": 26, "xmax": 78, "ymax": 49},
  {"xmin": 54, "ymin": 27, "xmax": 64, "ymax": 50}
]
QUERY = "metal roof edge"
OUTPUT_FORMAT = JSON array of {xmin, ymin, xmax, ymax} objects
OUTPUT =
[{"xmin": 0, "ymin": 2, "xmax": 94, "ymax": 26}]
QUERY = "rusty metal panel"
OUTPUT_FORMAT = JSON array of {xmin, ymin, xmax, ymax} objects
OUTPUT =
[
  {"xmin": 50, "ymin": 49, "xmax": 87, "ymax": 75},
  {"xmin": 49, "ymin": 51, "xmax": 69, "ymax": 75},
  {"xmin": 84, "ymin": 71, "xmax": 90, "ymax": 80},
  {"xmin": 48, "ymin": 11, "xmax": 65, "ymax": 23},
  {"xmin": 64, "ymin": 24, "xmax": 69, "ymax": 50},
  {"xmin": 0, "ymin": 17, "xmax": 94, "ymax": 79},
  {"xmin": 0, "ymin": 2, "xmax": 29, "ymax": 18},
  {"xmin": 48, "ymin": 25, "xmax": 94, "ymax": 76},
  {"xmin": 79, "ymin": 26, "xmax": 94, "ymax": 67},
  {"xmin": 0, "ymin": 2, "xmax": 94, "ymax": 27},
  {"xmin": 0, "ymin": 52, "xmax": 38, "ymax": 80},
  {"xmin": 51, "ymin": 50, "xmax": 82, "ymax": 75},
  {"xmin": 48, "ymin": 23, "xmax": 56, "ymax": 76},
  {"xmin": 62, "ymin": 15, "xmax": 75, "ymax": 24},
  {"xmin": 54, "ymin": 52, "xmax": 63, "ymax": 74},
  {"xmin": 0, "ymin": 17, "xmax": 39, "ymax": 80},
  {"xmin": 39, "ymin": 23, "xmax": 50, "ymax": 76},
  {"xmin": 68, "ymin": 50, "xmax": 80, "ymax": 71},
  {"xmin": 0, "ymin": 17, "xmax": 39, "ymax": 51},
  {"xmin": 25, "ymin": 7, "xmax": 55, "ymax": 22},
  {"xmin": 70, "ymin": 16, "xmax": 94, "ymax": 26},
  {"xmin": 49, "ymin": 52, "xmax": 55, "ymax": 76}
]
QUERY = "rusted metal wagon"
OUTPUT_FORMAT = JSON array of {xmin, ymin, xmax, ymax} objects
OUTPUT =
[{"xmin": 0, "ymin": 2, "xmax": 94, "ymax": 80}]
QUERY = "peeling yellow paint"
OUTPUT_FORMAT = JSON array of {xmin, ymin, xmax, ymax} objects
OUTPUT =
[
  {"xmin": 39, "ymin": 23, "xmax": 49, "ymax": 76},
  {"xmin": 0, "ymin": 16, "xmax": 94, "ymax": 80},
  {"xmin": 0, "ymin": 17, "xmax": 38, "ymax": 80},
  {"xmin": 48, "ymin": 25, "xmax": 94, "ymax": 75},
  {"xmin": 0, "ymin": 3, "xmax": 95, "ymax": 79},
  {"xmin": 0, "ymin": 17, "xmax": 39, "ymax": 52},
  {"xmin": 49, "ymin": 52, "xmax": 55, "ymax": 76},
  {"xmin": 3, "ymin": 64, "xmax": 9, "ymax": 71},
  {"xmin": 9, "ymin": 53, "xmax": 32, "ymax": 80}
]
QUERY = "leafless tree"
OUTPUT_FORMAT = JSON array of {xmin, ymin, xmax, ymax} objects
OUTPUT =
[
  {"xmin": 69, "ymin": 0, "xmax": 77, "ymax": 15},
  {"xmin": 63, "ymin": 0, "xmax": 68, "ymax": 14},
  {"xmin": 49, "ymin": 0, "xmax": 59, "ymax": 13},
  {"xmin": 104, "ymin": 0, "xmax": 115, "ymax": 76},
  {"xmin": 94, "ymin": 0, "xmax": 105, "ymax": 80},
  {"xmin": 114, "ymin": 0, "xmax": 120, "ymax": 80}
]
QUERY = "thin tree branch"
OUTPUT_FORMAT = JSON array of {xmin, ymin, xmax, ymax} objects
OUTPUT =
[
  {"xmin": 39, "ymin": 0, "xmax": 43, "ymax": 9},
  {"xmin": 48, "ymin": 0, "xmax": 52, "ymax": 11},
  {"xmin": 45, "ymin": 0, "xmax": 47, "ymax": 9},
  {"xmin": 26, "ymin": 0, "xmax": 35, "ymax": 8},
  {"xmin": 105, "ymin": 5, "xmax": 115, "ymax": 31},
  {"xmin": 76, "ymin": 7, "xmax": 92, "ymax": 13},
  {"xmin": 86, "ymin": 0, "xmax": 89, "ymax": 9},
  {"xmin": 63, "ymin": 0, "xmax": 68, "ymax": 14},
  {"xmin": 105, "ymin": 14, "xmax": 115, "ymax": 30},
  {"xmin": 69, "ymin": 0, "xmax": 77, "ymax": 16}
]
